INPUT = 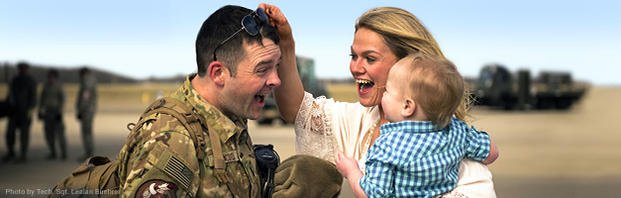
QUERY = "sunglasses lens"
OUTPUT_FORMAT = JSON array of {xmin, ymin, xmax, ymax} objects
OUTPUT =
[
  {"xmin": 242, "ymin": 15, "xmax": 259, "ymax": 36},
  {"xmin": 256, "ymin": 8, "xmax": 268, "ymax": 23}
]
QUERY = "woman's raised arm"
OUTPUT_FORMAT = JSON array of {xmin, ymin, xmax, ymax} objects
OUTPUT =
[{"xmin": 260, "ymin": 3, "xmax": 305, "ymax": 123}]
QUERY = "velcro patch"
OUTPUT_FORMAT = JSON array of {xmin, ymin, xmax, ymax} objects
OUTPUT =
[
  {"xmin": 223, "ymin": 151, "xmax": 240, "ymax": 163},
  {"xmin": 163, "ymin": 156, "xmax": 193, "ymax": 190},
  {"xmin": 135, "ymin": 179, "xmax": 177, "ymax": 198}
]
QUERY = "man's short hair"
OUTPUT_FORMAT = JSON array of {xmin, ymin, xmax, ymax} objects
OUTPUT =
[
  {"xmin": 17, "ymin": 62, "xmax": 29, "ymax": 71},
  {"xmin": 79, "ymin": 67, "xmax": 90, "ymax": 76},
  {"xmin": 195, "ymin": 5, "xmax": 280, "ymax": 76}
]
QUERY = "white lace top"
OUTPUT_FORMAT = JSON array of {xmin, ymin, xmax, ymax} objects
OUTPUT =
[
  {"xmin": 294, "ymin": 92, "xmax": 497, "ymax": 197},
  {"xmin": 294, "ymin": 92, "xmax": 380, "ymax": 163}
]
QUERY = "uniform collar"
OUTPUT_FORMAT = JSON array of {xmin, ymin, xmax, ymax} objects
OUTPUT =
[{"xmin": 171, "ymin": 74, "xmax": 246, "ymax": 143}]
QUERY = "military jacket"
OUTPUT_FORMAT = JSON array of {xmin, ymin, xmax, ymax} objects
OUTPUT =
[
  {"xmin": 117, "ymin": 75, "xmax": 261, "ymax": 197},
  {"xmin": 76, "ymin": 74, "xmax": 97, "ymax": 116},
  {"xmin": 8, "ymin": 74, "xmax": 37, "ymax": 116},
  {"xmin": 39, "ymin": 81, "xmax": 65, "ymax": 115}
]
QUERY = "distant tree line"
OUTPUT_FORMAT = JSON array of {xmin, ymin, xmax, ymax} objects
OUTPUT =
[
  {"xmin": 0, "ymin": 59, "xmax": 353, "ymax": 85},
  {"xmin": 0, "ymin": 61, "xmax": 137, "ymax": 84}
]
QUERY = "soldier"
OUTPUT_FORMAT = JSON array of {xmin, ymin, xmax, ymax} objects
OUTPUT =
[
  {"xmin": 116, "ymin": 5, "xmax": 342, "ymax": 197},
  {"xmin": 38, "ymin": 69, "xmax": 67, "ymax": 160},
  {"xmin": 75, "ymin": 67, "xmax": 97, "ymax": 161},
  {"xmin": 2, "ymin": 62, "xmax": 36, "ymax": 163}
]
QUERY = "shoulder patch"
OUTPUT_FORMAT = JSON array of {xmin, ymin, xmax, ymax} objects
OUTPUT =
[
  {"xmin": 135, "ymin": 179, "xmax": 178, "ymax": 198},
  {"xmin": 163, "ymin": 155, "xmax": 194, "ymax": 190},
  {"xmin": 150, "ymin": 145, "xmax": 195, "ymax": 191}
]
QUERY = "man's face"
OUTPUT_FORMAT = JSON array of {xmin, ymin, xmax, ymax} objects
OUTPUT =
[{"xmin": 219, "ymin": 38, "xmax": 282, "ymax": 120}]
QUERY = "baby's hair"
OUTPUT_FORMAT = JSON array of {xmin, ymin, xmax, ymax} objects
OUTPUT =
[{"xmin": 401, "ymin": 53, "xmax": 464, "ymax": 128}]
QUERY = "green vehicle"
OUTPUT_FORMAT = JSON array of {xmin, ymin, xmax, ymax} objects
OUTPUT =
[
  {"xmin": 472, "ymin": 64, "xmax": 589, "ymax": 110},
  {"xmin": 258, "ymin": 56, "xmax": 329, "ymax": 125}
]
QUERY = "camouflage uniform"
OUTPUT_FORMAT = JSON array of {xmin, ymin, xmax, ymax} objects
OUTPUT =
[
  {"xmin": 4, "ymin": 71, "xmax": 37, "ymax": 160},
  {"xmin": 39, "ymin": 78, "xmax": 67, "ymax": 159},
  {"xmin": 117, "ymin": 75, "xmax": 260, "ymax": 197},
  {"xmin": 76, "ymin": 72, "xmax": 97, "ymax": 158}
]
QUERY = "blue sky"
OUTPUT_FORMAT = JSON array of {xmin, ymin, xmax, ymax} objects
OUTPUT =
[{"xmin": 1, "ymin": 0, "xmax": 620, "ymax": 85}]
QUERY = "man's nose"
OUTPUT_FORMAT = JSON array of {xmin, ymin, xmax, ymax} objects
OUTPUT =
[{"xmin": 267, "ymin": 70, "xmax": 281, "ymax": 88}]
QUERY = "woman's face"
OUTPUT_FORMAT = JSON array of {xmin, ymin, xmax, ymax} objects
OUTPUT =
[{"xmin": 350, "ymin": 27, "xmax": 399, "ymax": 107}]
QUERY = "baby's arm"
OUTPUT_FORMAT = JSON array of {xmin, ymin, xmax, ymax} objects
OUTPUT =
[
  {"xmin": 461, "ymin": 119, "xmax": 500, "ymax": 165},
  {"xmin": 482, "ymin": 138, "xmax": 499, "ymax": 164},
  {"xmin": 336, "ymin": 152, "xmax": 368, "ymax": 198}
]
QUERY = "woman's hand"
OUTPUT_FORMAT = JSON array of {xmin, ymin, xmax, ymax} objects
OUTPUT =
[
  {"xmin": 259, "ymin": 3, "xmax": 303, "ymax": 124},
  {"xmin": 259, "ymin": 3, "xmax": 293, "ymax": 41}
]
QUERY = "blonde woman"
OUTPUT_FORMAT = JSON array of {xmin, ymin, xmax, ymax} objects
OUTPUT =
[{"xmin": 261, "ymin": 4, "xmax": 497, "ymax": 197}]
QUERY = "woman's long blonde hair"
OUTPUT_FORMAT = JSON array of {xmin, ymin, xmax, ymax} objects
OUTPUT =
[{"xmin": 355, "ymin": 7, "xmax": 472, "ymax": 121}]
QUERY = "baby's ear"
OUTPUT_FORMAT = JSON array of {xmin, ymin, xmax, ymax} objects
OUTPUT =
[{"xmin": 401, "ymin": 98, "xmax": 416, "ymax": 117}]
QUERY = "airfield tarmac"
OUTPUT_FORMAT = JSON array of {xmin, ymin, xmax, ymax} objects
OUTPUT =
[{"xmin": 0, "ymin": 86, "xmax": 620, "ymax": 197}]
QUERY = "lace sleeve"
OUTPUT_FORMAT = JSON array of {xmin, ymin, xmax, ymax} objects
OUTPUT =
[{"xmin": 294, "ymin": 92, "xmax": 337, "ymax": 163}]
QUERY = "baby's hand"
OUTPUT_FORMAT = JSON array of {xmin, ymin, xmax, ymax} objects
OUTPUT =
[{"xmin": 336, "ymin": 152, "xmax": 361, "ymax": 179}]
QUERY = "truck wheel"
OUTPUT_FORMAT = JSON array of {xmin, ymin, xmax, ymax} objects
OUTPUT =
[{"xmin": 555, "ymin": 100, "xmax": 572, "ymax": 110}]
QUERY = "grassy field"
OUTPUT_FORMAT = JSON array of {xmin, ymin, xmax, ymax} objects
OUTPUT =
[
  {"xmin": 326, "ymin": 82, "xmax": 359, "ymax": 102},
  {"xmin": 0, "ymin": 82, "xmax": 179, "ymax": 113}
]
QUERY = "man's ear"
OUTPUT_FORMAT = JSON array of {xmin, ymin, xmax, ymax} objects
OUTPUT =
[
  {"xmin": 207, "ymin": 61, "xmax": 228, "ymax": 86},
  {"xmin": 401, "ymin": 98, "xmax": 416, "ymax": 117}
]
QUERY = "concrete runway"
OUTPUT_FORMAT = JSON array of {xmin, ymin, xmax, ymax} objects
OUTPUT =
[{"xmin": 1, "ymin": 87, "xmax": 621, "ymax": 197}]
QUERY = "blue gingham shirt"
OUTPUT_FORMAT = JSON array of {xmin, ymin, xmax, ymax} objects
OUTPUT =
[{"xmin": 360, "ymin": 118, "xmax": 491, "ymax": 198}]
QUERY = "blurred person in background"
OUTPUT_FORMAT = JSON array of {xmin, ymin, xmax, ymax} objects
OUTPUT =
[
  {"xmin": 38, "ymin": 68, "xmax": 67, "ymax": 160},
  {"xmin": 2, "ymin": 62, "xmax": 37, "ymax": 163},
  {"xmin": 76, "ymin": 67, "xmax": 97, "ymax": 161}
]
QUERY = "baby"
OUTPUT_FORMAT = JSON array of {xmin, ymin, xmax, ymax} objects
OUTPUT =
[{"xmin": 337, "ymin": 53, "xmax": 499, "ymax": 198}]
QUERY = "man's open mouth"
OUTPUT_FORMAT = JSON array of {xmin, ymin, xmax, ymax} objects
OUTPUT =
[{"xmin": 254, "ymin": 93, "xmax": 267, "ymax": 104}]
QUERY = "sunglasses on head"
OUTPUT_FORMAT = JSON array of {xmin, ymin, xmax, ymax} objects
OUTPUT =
[{"xmin": 212, "ymin": 8, "xmax": 269, "ymax": 61}]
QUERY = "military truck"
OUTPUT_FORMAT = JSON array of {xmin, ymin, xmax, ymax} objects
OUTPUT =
[
  {"xmin": 257, "ymin": 56, "xmax": 329, "ymax": 125},
  {"xmin": 471, "ymin": 64, "xmax": 588, "ymax": 110}
]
